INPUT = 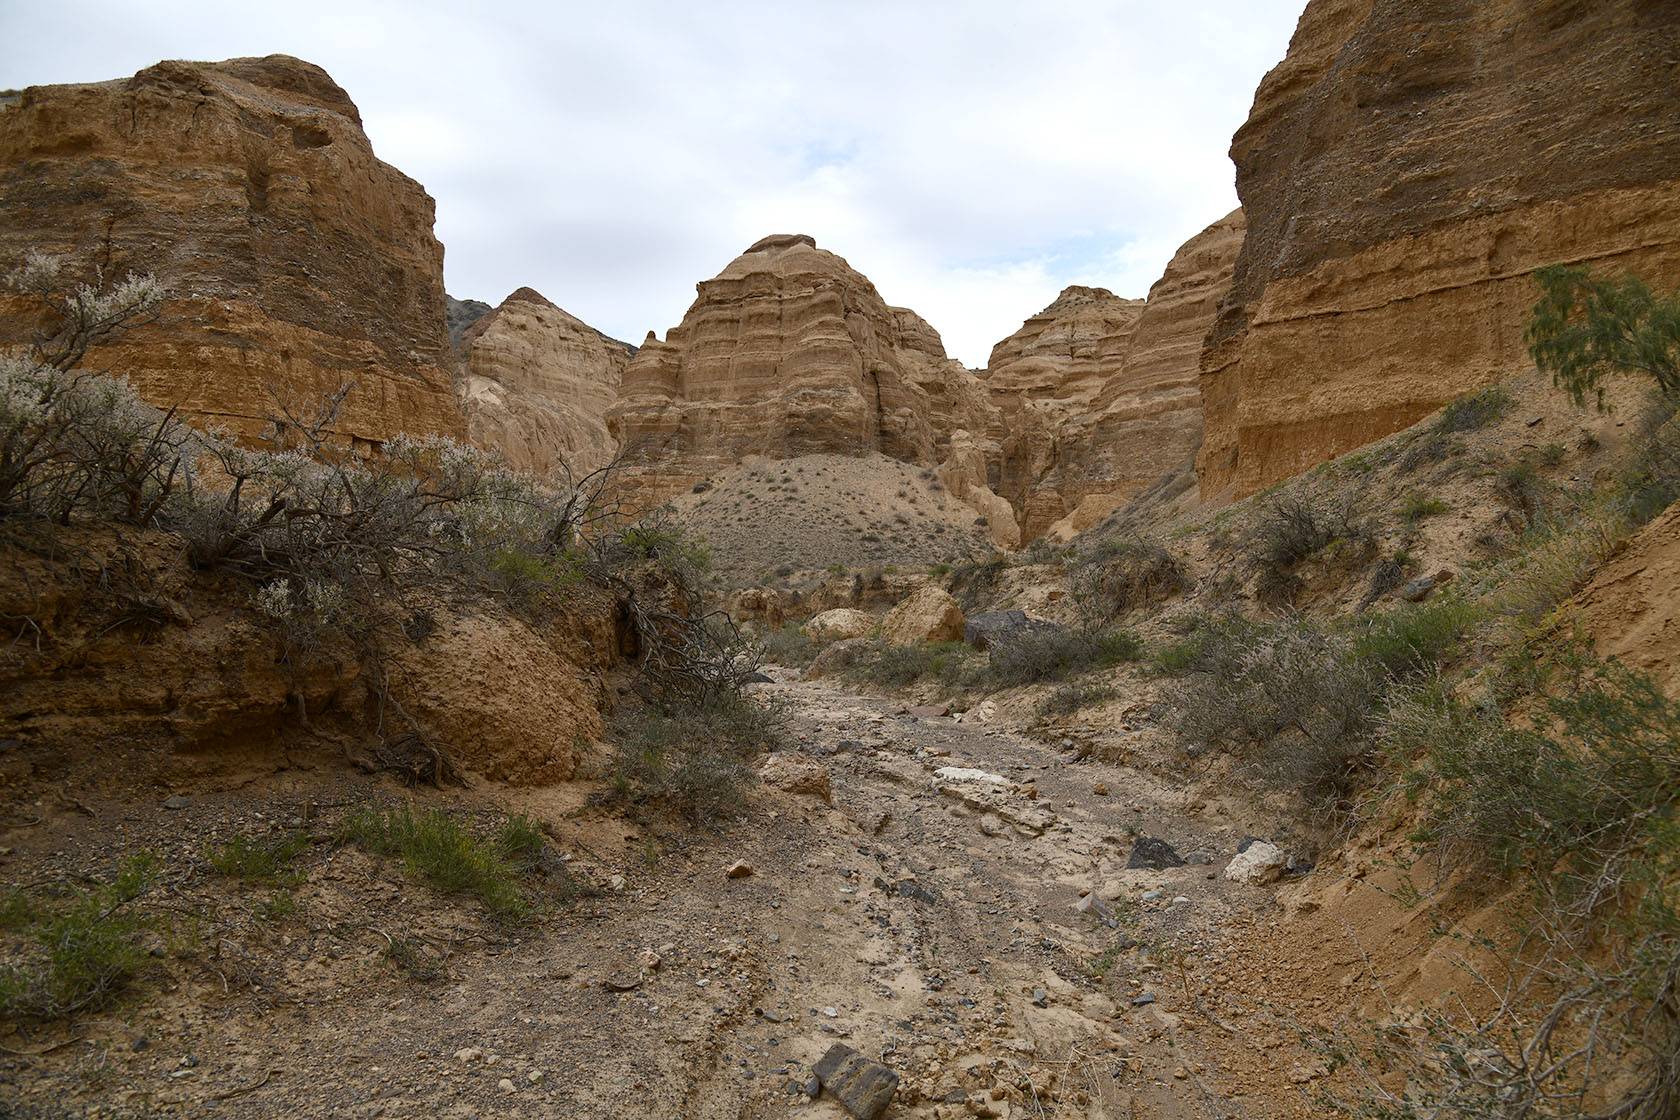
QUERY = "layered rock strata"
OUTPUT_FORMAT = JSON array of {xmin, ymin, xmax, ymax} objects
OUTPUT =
[
  {"xmin": 985, "ymin": 210, "xmax": 1245, "ymax": 540},
  {"xmin": 605, "ymin": 234, "xmax": 1016, "ymax": 543},
  {"xmin": 0, "ymin": 55, "xmax": 461, "ymax": 448},
  {"xmin": 455, "ymin": 287, "xmax": 633, "ymax": 478},
  {"xmin": 1199, "ymin": 0, "xmax": 1680, "ymax": 501}
]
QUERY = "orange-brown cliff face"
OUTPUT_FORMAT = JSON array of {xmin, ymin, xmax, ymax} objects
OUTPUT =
[
  {"xmin": 1199, "ymin": 0, "xmax": 1680, "ymax": 501},
  {"xmin": 984, "ymin": 210, "xmax": 1246, "ymax": 540},
  {"xmin": 456, "ymin": 288, "xmax": 633, "ymax": 479},
  {"xmin": 0, "ymin": 56, "xmax": 462, "ymax": 448},
  {"xmin": 605, "ymin": 234, "xmax": 1017, "ymax": 540}
]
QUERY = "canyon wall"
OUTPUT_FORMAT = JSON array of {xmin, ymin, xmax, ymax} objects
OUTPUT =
[
  {"xmin": 985, "ymin": 211, "xmax": 1245, "ymax": 540},
  {"xmin": 1199, "ymin": 0, "xmax": 1680, "ymax": 501},
  {"xmin": 604, "ymin": 233, "xmax": 1017, "ymax": 543},
  {"xmin": 455, "ymin": 287, "xmax": 633, "ymax": 478},
  {"xmin": 0, "ymin": 55, "xmax": 462, "ymax": 449}
]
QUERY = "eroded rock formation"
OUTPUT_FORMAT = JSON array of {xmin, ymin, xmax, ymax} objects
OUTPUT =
[
  {"xmin": 605, "ymin": 234, "xmax": 1016, "ymax": 542},
  {"xmin": 455, "ymin": 287, "xmax": 633, "ymax": 478},
  {"xmin": 0, "ymin": 55, "xmax": 462, "ymax": 448},
  {"xmin": 985, "ymin": 211, "xmax": 1246, "ymax": 540},
  {"xmin": 1199, "ymin": 0, "xmax": 1680, "ymax": 501}
]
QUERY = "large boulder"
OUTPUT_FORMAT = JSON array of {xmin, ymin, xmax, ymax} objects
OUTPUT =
[
  {"xmin": 963, "ymin": 609, "xmax": 1063, "ymax": 651},
  {"xmin": 880, "ymin": 585, "xmax": 964, "ymax": 647},
  {"xmin": 806, "ymin": 608, "xmax": 876, "ymax": 645}
]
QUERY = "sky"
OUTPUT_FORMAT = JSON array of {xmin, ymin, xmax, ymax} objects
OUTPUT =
[{"xmin": 0, "ymin": 1, "xmax": 1305, "ymax": 367}]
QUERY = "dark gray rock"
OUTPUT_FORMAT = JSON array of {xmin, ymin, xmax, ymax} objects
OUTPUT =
[
  {"xmin": 1132, "ymin": 992, "xmax": 1157, "ymax": 1006},
  {"xmin": 813, "ymin": 1043, "xmax": 899, "ymax": 1120},
  {"xmin": 963, "ymin": 610, "xmax": 1063, "ymax": 651},
  {"xmin": 1125, "ymin": 836, "xmax": 1185, "ymax": 870}
]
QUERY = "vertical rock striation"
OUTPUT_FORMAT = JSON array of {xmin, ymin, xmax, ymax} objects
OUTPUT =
[
  {"xmin": 984, "ymin": 210, "xmax": 1246, "ymax": 540},
  {"xmin": 455, "ymin": 287, "xmax": 633, "ymax": 478},
  {"xmin": 604, "ymin": 234, "xmax": 1017, "ymax": 542},
  {"xmin": 0, "ymin": 55, "xmax": 462, "ymax": 448},
  {"xmin": 1199, "ymin": 0, "xmax": 1680, "ymax": 501}
]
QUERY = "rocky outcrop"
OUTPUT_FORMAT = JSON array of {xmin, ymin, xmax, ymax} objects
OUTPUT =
[
  {"xmin": 455, "ymin": 287, "xmax": 633, "ymax": 478},
  {"xmin": 985, "ymin": 211, "xmax": 1246, "ymax": 540},
  {"xmin": 604, "ymin": 234, "xmax": 1015, "ymax": 542},
  {"xmin": 880, "ymin": 585, "xmax": 965, "ymax": 647},
  {"xmin": 1199, "ymin": 0, "xmax": 1680, "ymax": 501},
  {"xmin": 0, "ymin": 55, "xmax": 462, "ymax": 450}
]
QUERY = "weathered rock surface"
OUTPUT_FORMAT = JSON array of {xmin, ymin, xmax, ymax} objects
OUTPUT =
[
  {"xmin": 878, "ymin": 585, "xmax": 964, "ymax": 648},
  {"xmin": 604, "ymin": 235, "xmax": 1015, "ymax": 541},
  {"xmin": 1225, "ymin": 841, "xmax": 1288, "ymax": 886},
  {"xmin": 806, "ymin": 609, "xmax": 877, "ymax": 645},
  {"xmin": 1199, "ymin": 0, "xmax": 1680, "ymax": 501},
  {"xmin": 0, "ymin": 56, "xmax": 463, "ymax": 449},
  {"xmin": 984, "ymin": 211, "xmax": 1246, "ymax": 541},
  {"xmin": 813, "ymin": 1042, "xmax": 899, "ymax": 1120},
  {"xmin": 455, "ymin": 287, "xmax": 633, "ymax": 478},
  {"xmin": 757, "ymin": 752, "xmax": 832, "ymax": 803}
]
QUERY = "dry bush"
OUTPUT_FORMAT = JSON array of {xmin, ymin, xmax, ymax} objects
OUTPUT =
[
  {"xmin": 1247, "ymin": 496, "xmax": 1376, "ymax": 604},
  {"xmin": 1070, "ymin": 536, "xmax": 1191, "ymax": 624}
]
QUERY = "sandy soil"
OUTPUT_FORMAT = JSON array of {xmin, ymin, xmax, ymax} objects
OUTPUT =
[{"xmin": 0, "ymin": 670, "xmax": 1352, "ymax": 1120}]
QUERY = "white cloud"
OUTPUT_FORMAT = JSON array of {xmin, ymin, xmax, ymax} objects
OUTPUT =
[{"xmin": 0, "ymin": 0, "xmax": 1304, "ymax": 365}]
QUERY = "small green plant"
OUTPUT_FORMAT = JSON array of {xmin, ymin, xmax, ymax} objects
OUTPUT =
[
  {"xmin": 339, "ymin": 805, "xmax": 529, "ymax": 920},
  {"xmin": 1399, "ymin": 494, "xmax": 1449, "ymax": 522},
  {"xmin": 255, "ymin": 892, "xmax": 304, "ymax": 923},
  {"xmin": 0, "ymin": 853, "xmax": 160, "ymax": 1019},
  {"xmin": 495, "ymin": 813, "xmax": 546, "ymax": 871},
  {"xmin": 208, "ymin": 831, "xmax": 309, "ymax": 886},
  {"xmin": 1434, "ymin": 385, "xmax": 1513, "ymax": 433}
]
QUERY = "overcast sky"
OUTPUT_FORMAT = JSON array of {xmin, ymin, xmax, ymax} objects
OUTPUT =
[{"xmin": 2, "ymin": 1, "xmax": 1304, "ymax": 367}]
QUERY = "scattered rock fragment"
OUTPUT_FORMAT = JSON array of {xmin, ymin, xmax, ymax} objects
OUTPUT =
[
  {"xmin": 162, "ymin": 795, "xmax": 189, "ymax": 810},
  {"xmin": 1125, "ymin": 836, "xmax": 1185, "ymax": 870},
  {"xmin": 813, "ymin": 1042, "xmax": 900, "ymax": 1120},
  {"xmin": 726, "ymin": 860, "xmax": 754, "ymax": 879},
  {"xmin": 1225, "ymin": 840, "xmax": 1288, "ymax": 885},
  {"xmin": 758, "ymin": 752, "xmax": 833, "ymax": 803}
]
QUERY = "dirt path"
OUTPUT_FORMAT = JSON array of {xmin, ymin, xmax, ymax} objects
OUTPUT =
[{"xmin": 1, "ymin": 675, "xmax": 1321, "ymax": 1119}]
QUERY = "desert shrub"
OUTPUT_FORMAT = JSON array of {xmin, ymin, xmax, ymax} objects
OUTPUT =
[
  {"xmin": 606, "ymin": 688, "xmax": 783, "ymax": 826},
  {"xmin": 850, "ymin": 640, "xmax": 978, "ymax": 690},
  {"xmin": 1433, "ymin": 384, "xmax": 1513, "ymax": 433},
  {"xmin": 1527, "ymin": 263, "xmax": 1680, "ymax": 409},
  {"xmin": 984, "ymin": 627, "xmax": 1141, "ymax": 688},
  {"xmin": 339, "ymin": 804, "xmax": 529, "ymax": 920},
  {"xmin": 1248, "ymin": 496, "xmax": 1375, "ymax": 603},
  {"xmin": 495, "ymin": 813, "xmax": 547, "ymax": 871},
  {"xmin": 1349, "ymin": 657, "xmax": 1680, "ymax": 1119},
  {"xmin": 1399, "ymin": 494, "xmax": 1449, "ymax": 521},
  {"xmin": 757, "ymin": 622, "xmax": 818, "ymax": 668},
  {"xmin": 0, "ymin": 853, "xmax": 158, "ymax": 1019},
  {"xmin": 1070, "ymin": 537, "xmax": 1190, "ymax": 624},
  {"xmin": 1037, "ymin": 678, "xmax": 1117, "ymax": 719},
  {"xmin": 208, "ymin": 831, "xmax": 309, "ymax": 886},
  {"xmin": 948, "ymin": 553, "xmax": 1008, "ymax": 610},
  {"xmin": 1164, "ymin": 600, "xmax": 1474, "ymax": 809},
  {"xmin": 0, "ymin": 257, "xmax": 187, "ymax": 527},
  {"xmin": 1617, "ymin": 393, "xmax": 1680, "ymax": 525}
]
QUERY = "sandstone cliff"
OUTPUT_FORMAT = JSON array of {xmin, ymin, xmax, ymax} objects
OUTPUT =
[
  {"xmin": 1199, "ymin": 0, "xmax": 1680, "ymax": 501},
  {"xmin": 984, "ymin": 211, "xmax": 1246, "ymax": 540},
  {"xmin": 455, "ymin": 287, "xmax": 633, "ymax": 478},
  {"xmin": 0, "ymin": 55, "xmax": 462, "ymax": 449},
  {"xmin": 605, "ymin": 234, "xmax": 1016, "ymax": 543}
]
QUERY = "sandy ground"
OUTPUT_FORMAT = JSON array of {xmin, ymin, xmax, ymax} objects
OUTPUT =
[{"xmin": 0, "ymin": 670, "xmax": 1348, "ymax": 1120}]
